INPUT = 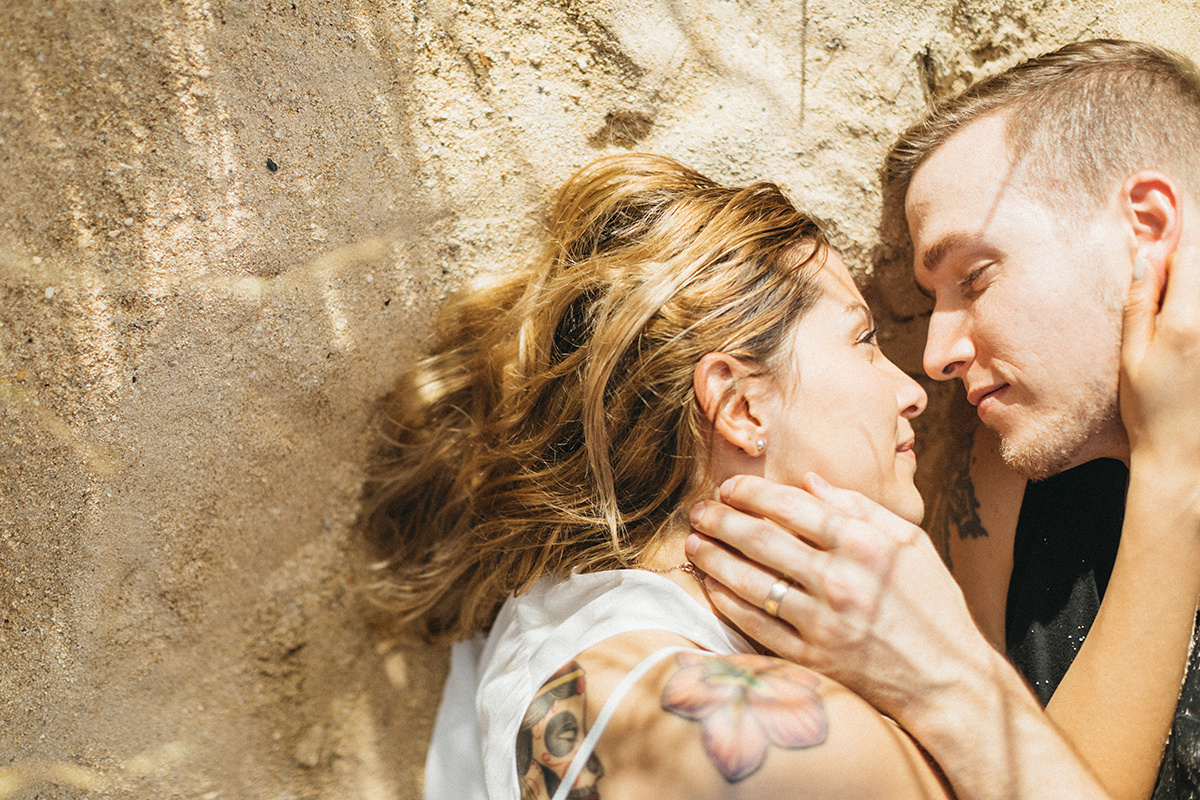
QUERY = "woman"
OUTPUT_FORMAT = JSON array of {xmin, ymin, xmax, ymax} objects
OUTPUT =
[{"xmin": 363, "ymin": 154, "xmax": 1108, "ymax": 800}]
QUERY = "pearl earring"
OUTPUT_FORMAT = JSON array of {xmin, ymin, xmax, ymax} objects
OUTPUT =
[{"xmin": 755, "ymin": 439, "xmax": 766, "ymax": 454}]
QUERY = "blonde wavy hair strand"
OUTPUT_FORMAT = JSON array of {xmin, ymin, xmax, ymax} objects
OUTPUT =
[{"xmin": 361, "ymin": 153, "xmax": 827, "ymax": 644}]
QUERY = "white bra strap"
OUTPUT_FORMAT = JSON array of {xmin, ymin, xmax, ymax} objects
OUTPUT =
[{"xmin": 550, "ymin": 645, "xmax": 709, "ymax": 800}]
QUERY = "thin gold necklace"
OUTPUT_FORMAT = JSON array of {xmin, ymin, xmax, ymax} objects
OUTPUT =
[{"xmin": 636, "ymin": 561, "xmax": 702, "ymax": 579}]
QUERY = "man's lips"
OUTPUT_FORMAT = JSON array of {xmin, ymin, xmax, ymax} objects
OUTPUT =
[
  {"xmin": 967, "ymin": 383, "xmax": 1008, "ymax": 407},
  {"xmin": 896, "ymin": 437, "xmax": 916, "ymax": 457}
]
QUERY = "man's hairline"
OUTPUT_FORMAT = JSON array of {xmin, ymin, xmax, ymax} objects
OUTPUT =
[{"xmin": 902, "ymin": 107, "xmax": 1113, "ymax": 253}]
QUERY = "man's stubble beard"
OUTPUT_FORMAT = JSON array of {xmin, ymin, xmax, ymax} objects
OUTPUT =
[
  {"xmin": 997, "ymin": 274, "xmax": 1127, "ymax": 482},
  {"xmin": 997, "ymin": 308, "xmax": 1125, "ymax": 481},
  {"xmin": 997, "ymin": 390, "xmax": 1122, "ymax": 481}
]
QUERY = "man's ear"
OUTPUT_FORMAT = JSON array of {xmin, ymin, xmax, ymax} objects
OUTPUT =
[
  {"xmin": 1121, "ymin": 170, "xmax": 1183, "ymax": 285},
  {"xmin": 693, "ymin": 352, "xmax": 770, "ymax": 457}
]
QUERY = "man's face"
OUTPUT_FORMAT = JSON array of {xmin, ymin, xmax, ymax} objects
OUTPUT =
[{"xmin": 906, "ymin": 113, "xmax": 1130, "ymax": 479}]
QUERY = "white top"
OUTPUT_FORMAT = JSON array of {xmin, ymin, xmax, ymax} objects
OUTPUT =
[{"xmin": 423, "ymin": 569, "xmax": 754, "ymax": 800}]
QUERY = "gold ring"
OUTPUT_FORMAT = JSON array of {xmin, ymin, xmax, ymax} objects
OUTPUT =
[{"xmin": 762, "ymin": 578, "xmax": 790, "ymax": 618}]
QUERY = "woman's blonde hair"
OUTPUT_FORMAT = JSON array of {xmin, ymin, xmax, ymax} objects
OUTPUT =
[{"xmin": 362, "ymin": 153, "xmax": 827, "ymax": 643}]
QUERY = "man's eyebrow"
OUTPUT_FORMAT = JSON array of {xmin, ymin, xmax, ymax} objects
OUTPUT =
[{"xmin": 920, "ymin": 231, "xmax": 985, "ymax": 276}]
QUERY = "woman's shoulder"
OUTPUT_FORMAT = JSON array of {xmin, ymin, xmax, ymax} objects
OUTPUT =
[{"xmin": 518, "ymin": 631, "xmax": 951, "ymax": 800}]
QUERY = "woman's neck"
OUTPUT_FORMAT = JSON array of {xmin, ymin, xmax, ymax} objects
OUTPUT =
[{"xmin": 636, "ymin": 521, "xmax": 712, "ymax": 614}]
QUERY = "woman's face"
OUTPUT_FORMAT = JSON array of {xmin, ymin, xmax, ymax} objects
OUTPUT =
[{"xmin": 761, "ymin": 252, "xmax": 927, "ymax": 524}]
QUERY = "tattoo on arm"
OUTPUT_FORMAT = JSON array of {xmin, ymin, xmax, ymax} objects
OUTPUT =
[
  {"xmin": 517, "ymin": 661, "xmax": 604, "ymax": 800},
  {"xmin": 935, "ymin": 427, "xmax": 989, "ymax": 542},
  {"xmin": 661, "ymin": 653, "xmax": 828, "ymax": 783}
]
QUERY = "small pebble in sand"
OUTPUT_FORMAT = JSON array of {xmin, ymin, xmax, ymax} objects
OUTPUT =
[
  {"xmin": 295, "ymin": 723, "xmax": 328, "ymax": 768},
  {"xmin": 385, "ymin": 652, "xmax": 409, "ymax": 689},
  {"xmin": 267, "ymin": 158, "xmax": 279, "ymax": 172}
]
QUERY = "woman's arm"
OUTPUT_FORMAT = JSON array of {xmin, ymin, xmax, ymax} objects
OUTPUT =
[
  {"xmin": 1041, "ymin": 244, "xmax": 1200, "ymax": 800},
  {"xmin": 1043, "ymin": 459, "xmax": 1200, "ymax": 800},
  {"xmin": 517, "ymin": 632, "xmax": 956, "ymax": 800},
  {"xmin": 937, "ymin": 414, "xmax": 1196, "ymax": 800}
]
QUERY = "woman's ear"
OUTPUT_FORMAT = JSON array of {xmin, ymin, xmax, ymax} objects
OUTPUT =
[{"xmin": 694, "ymin": 352, "xmax": 770, "ymax": 457}]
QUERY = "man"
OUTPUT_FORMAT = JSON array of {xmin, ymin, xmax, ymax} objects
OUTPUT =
[{"xmin": 686, "ymin": 39, "xmax": 1200, "ymax": 800}]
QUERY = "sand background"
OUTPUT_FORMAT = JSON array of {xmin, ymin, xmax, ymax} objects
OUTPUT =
[{"xmin": 1, "ymin": 1, "xmax": 1197, "ymax": 797}]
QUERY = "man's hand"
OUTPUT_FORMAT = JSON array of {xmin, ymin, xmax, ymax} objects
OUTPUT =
[{"xmin": 686, "ymin": 471, "xmax": 993, "ymax": 728}]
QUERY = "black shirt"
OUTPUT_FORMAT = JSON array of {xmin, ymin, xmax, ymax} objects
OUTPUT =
[{"xmin": 1006, "ymin": 458, "xmax": 1200, "ymax": 799}]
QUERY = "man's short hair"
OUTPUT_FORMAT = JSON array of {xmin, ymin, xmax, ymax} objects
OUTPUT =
[{"xmin": 884, "ymin": 39, "xmax": 1200, "ymax": 212}]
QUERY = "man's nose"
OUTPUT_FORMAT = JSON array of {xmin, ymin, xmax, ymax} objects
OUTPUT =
[{"xmin": 923, "ymin": 308, "xmax": 973, "ymax": 381}]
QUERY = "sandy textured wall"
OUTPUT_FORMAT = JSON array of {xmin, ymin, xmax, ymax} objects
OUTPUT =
[{"xmin": 1, "ymin": 1, "xmax": 1196, "ymax": 797}]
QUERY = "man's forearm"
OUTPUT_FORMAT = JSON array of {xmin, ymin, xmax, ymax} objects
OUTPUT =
[{"xmin": 902, "ymin": 644, "xmax": 1110, "ymax": 800}]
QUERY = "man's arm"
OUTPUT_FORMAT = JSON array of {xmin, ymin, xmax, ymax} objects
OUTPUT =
[
  {"xmin": 685, "ymin": 476, "xmax": 1110, "ymax": 800},
  {"xmin": 687, "ymin": 245, "xmax": 1200, "ymax": 800},
  {"xmin": 931, "ymin": 423, "xmax": 1024, "ymax": 651},
  {"xmin": 931, "ymin": 418, "xmax": 1196, "ymax": 800}
]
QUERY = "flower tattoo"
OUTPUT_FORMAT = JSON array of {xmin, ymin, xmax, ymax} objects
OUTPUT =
[{"xmin": 661, "ymin": 652, "xmax": 828, "ymax": 782}]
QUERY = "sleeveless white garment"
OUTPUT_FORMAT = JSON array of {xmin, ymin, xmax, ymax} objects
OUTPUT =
[{"xmin": 423, "ymin": 569, "xmax": 753, "ymax": 800}]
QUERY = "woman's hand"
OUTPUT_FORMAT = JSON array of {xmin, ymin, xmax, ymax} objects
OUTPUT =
[
  {"xmin": 1121, "ymin": 244, "xmax": 1200, "ymax": 497},
  {"xmin": 1056, "ymin": 241, "xmax": 1200, "ymax": 800},
  {"xmin": 686, "ymin": 472, "xmax": 993, "ymax": 728}
]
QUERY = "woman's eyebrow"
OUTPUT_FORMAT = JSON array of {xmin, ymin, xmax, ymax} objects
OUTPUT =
[{"xmin": 846, "ymin": 302, "xmax": 874, "ymax": 326}]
